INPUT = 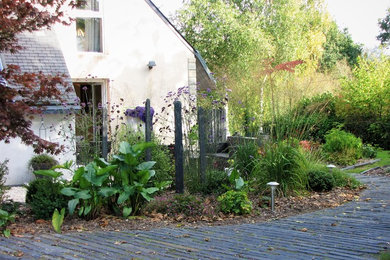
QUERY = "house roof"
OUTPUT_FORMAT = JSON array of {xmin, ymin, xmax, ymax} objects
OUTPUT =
[
  {"xmin": 145, "ymin": 0, "xmax": 215, "ymax": 84},
  {"xmin": 1, "ymin": 30, "xmax": 78, "ymax": 111}
]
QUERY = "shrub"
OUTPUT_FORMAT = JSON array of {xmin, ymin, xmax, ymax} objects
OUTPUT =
[
  {"xmin": 322, "ymin": 128, "xmax": 363, "ymax": 165},
  {"xmin": 218, "ymin": 190, "xmax": 252, "ymax": 215},
  {"xmin": 254, "ymin": 141, "xmax": 308, "ymax": 196},
  {"xmin": 307, "ymin": 170, "xmax": 335, "ymax": 192},
  {"xmin": 28, "ymin": 154, "xmax": 58, "ymax": 171},
  {"xmin": 186, "ymin": 170, "xmax": 229, "ymax": 195},
  {"xmin": 26, "ymin": 178, "xmax": 68, "ymax": 220},
  {"xmin": 332, "ymin": 169, "xmax": 361, "ymax": 189},
  {"xmin": 362, "ymin": 144, "xmax": 377, "ymax": 159},
  {"xmin": 0, "ymin": 159, "xmax": 9, "ymax": 202},
  {"xmin": 0, "ymin": 209, "xmax": 14, "ymax": 237}
]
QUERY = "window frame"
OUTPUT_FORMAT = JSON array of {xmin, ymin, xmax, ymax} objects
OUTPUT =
[{"xmin": 74, "ymin": 0, "xmax": 104, "ymax": 53}]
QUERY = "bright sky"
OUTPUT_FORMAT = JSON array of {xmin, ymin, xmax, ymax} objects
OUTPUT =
[{"xmin": 152, "ymin": 0, "xmax": 390, "ymax": 51}]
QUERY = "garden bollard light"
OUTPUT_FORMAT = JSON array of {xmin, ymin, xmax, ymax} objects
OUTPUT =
[
  {"xmin": 327, "ymin": 164, "xmax": 336, "ymax": 173},
  {"xmin": 267, "ymin": 181, "xmax": 279, "ymax": 212}
]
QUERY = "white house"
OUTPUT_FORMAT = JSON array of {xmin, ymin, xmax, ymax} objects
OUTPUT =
[{"xmin": 0, "ymin": 0, "xmax": 215, "ymax": 185}]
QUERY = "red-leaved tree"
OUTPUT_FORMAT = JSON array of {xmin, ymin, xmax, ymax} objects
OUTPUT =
[{"xmin": 0, "ymin": 0, "xmax": 81, "ymax": 154}]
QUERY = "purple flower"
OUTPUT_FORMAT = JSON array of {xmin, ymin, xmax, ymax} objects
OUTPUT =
[
  {"xmin": 125, "ymin": 106, "xmax": 155, "ymax": 123},
  {"xmin": 82, "ymin": 86, "xmax": 88, "ymax": 91},
  {"xmin": 207, "ymin": 88, "xmax": 211, "ymax": 93}
]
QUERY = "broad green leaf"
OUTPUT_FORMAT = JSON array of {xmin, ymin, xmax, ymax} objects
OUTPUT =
[
  {"xmin": 112, "ymin": 155, "xmax": 124, "ymax": 162},
  {"xmin": 117, "ymin": 192, "xmax": 131, "ymax": 205},
  {"xmin": 72, "ymin": 167, "xmax": 85, "ymax": 182},
  {"xmin": 3, "ymin": 229, "xmax": 11, "ymax": 238},
  {"xmin": 140, "ymin": 191, "xmax": 152, "ymax": 202},
  {"xmin": 52, "ymin": 208, "xmax": 65, "ymax": 233},
  {"xmin": 94, "ymin": 158, "xmax": 109, "ymax": 167},
  {"xmin": 144, "ymin": 187, "xmax": 159, "ymax": 194},
  {"xmin": 68, "ymin": 198, "xmax": 79, "ymax": 215},
  {"xmin": 89, "ymin": 174, "xmax": 110, "ymax": 186},
  {"xmin": 123, "ymin": 207, "xmax": 132, "ymax": 218},
  {"xmin": 34, "ymin": 169, "xmax": 62, "ymax": 179},
  {"xmin": 124, "ymin": 153, "xmax": 137, "ymax": 166},
  {"xmin": 84, "ymin": 205, "xmax": 92, "ymax": 216},
  {"xmin": 78, "ymin": 207, "xmax": 84, "ymax": 216},
  {"xmin": 136, "ymin": 161, "xmax": 156, "ymax": 171},
  {"xmin": 132, "ymin": 142, "xmax": 155, "ymax": 153},
  {"xmin": 119, "ymin": 142, "xmax": 132, "ymax": 154},
  {"xmin": 123, "ymin": 185, "xmax": 136, "ymax": 195},
  {"xmin": 75, "ymin": 190, "xmax": 91, "ymax": 200},
  {"xmin": 97, "ymin": 165, "xmax": 118, "ymax": 176},
  {"xmin": 235, "ymin": 177, "xmax": 245, "ymax": 190},
  {"xmin": 61, "ymin": 187, "xmax": 78, "ymax": 196},
  {"xmin": 99, "ymin": 187, "xmax": 119, "ymax": 197}
]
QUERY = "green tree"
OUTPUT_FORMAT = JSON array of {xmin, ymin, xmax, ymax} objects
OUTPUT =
[
  {"xmin": 377, "ymin": 8, "xmax": 390, "ymax": 46},
  {"xmin": 320, "ymin": 22, "xmax": 362, "ymax": 71}
]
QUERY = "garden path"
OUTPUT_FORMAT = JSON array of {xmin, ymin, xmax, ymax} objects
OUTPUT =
[{"xmin": 1, "ymin": 174, "xmax": 389, "ymax": 259}]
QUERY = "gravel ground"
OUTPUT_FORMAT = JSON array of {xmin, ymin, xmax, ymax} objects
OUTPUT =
[{"xmin": 4, "ymin": 186, "xmax": 27, "ymax": 203}]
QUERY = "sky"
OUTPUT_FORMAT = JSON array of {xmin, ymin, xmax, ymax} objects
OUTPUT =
[{"xmin": 152, "ymin": 0, "xmax": 390, "ymax": 51}]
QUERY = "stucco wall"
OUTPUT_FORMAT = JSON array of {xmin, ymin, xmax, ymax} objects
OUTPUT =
[
  {"xmin": 54, "ymin": 0, "xmax": 196, "ymax": 122},
  {"xmin": 0, "ymin": 114, "xmax": 76, "ymax": 186}
]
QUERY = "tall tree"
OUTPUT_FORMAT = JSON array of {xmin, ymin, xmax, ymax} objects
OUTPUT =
[
  {"xmin": 0, "ymin": 0, "xmax": 79, "ymax": 154},
  {"xmin": 377, "ymin": 8, "xmax": 390, "ymax": 46},
  {"xmin": 319, "ymin": 22, "xmax": 362, "ymax": 71}
]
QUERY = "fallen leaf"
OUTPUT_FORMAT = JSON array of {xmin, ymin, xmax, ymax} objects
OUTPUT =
[
  {"xmin": 114, "ymin": 241, "xmax": 127, "ymax": 245},
  {"xmin": 14, "ymin": 251, "xmax": 24, "ymax": 257},
  {"xmin": 300, "ymin": 228, "xmax": 308, "ymax": 232},
  {"xmin": 204, "ymin": 238, "xmax": 210, "ymax": 242},
  {"xmin": 331, "ymin": 223, "xmax": 338, "ymax": 227},
  {"xmin": 35, "ymin": 219, "xmax": 46, "ymax": 224}
]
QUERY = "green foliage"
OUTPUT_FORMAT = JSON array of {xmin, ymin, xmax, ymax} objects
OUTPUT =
[
  {"xmin": 0, "ymin": 159, "xmax": 9, "ymax": 202},
  {"xmin": 52, "ymin": 208, "xmax": 65, "ymax": 233},
  {"xmin": 362, "ymin": 144, "xmax": 377, "ymax": 159},
  {"xmin": 26, "ymin": 178, "xmax": 68, "ymax": 220},
  {"xmin": 218, "ymin": 190, "xmax": 252, "ymax": 215},
  {"xmin": 322, "ymin": 128, "xmax": 363, "ymax": 165},
  {"xmin": 28, "ymin": 154, "xmax": 58, "ymax": 170},
  {"xmin": 186, "ymin": 170, "xmax": 229, "ymax": 195},
  {"xmin": 111, "ymin": 127, "xmax": 175, "ymax": 184},
  {"xmin": 233, "ymin": 141, "xmax": 260, "ymax": 179},
  {"xmin": 307, "ymin": 170, "xmax": 335, "ymax": 192},
  {"xmin": 254, "ymin": 141, "xmax": 308, "ymax": 196},
  {"xmin": 0, "ymin": 209, "xmax": 14, "ymax": 238},
  {"xmin": 338, "ymin": 56, "xmax": 390, "ymax": 149},
  {"xmin": 320, "ymin": 22, "xmax": 362, "ymax": 71},
  {"xmin": 61, "ymin": 141, "xmax": 170, "ymax": 219},
  {"xmin": 266, "ymin": 93, "xmax": 341, "ymax": 142},
  {"xmin": 377, "ymin": 8, "xmax": 390, "ymax": 46},
  {"xmin": 332, "ymin": 169, "xmax": 361, "ymax": 189}
]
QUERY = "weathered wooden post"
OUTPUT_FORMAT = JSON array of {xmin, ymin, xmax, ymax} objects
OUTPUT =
[
  {"xmin": 174, "ymin": 101, "xmax": 184, "ymax": 194},
  {"xmin": 198, "ymin": 107, "xmax": 206, "ymax": 184},
  {"xmin": 145, "ymin": 99, "xmax": 152, "ymax": 161}
]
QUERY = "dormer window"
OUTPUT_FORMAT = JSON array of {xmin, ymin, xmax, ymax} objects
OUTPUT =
[{"xmin": 75, "ymin": 0, "xmax": 103, "ymax": 53}]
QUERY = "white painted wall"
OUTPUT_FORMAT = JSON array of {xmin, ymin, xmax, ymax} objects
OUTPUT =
[
  {"xmin": 54, "ymin": 0, "xmax": 196, "ymax": 131},
  {"xmin": 1, "ymin": 114, "xmax": 76, "ymax": 185}
]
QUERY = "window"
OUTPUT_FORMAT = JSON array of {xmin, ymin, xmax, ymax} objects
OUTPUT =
[
  {"xmin": 76, "ymin": 18, "xmax": 102, "ymax": 52},
  {"xmin": 75, "ymin": 0, "xmax": 102, "ymax": 53},
  {"xmin": 77, "ymin": 0, "xmax": 99, "ymax": 11}
]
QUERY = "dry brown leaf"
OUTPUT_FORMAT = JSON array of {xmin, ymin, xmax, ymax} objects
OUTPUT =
[{"xmin": 300, "ymin": 228, "xmax": 308, "ymax": 232}]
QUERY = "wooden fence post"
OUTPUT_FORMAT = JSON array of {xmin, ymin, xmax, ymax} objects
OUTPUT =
[
  {"xmin": 174, "ymin": 101, "xmax": 184, "ymax": 193},
  {"xmin": 198, "ymin": 107, "xmax": 206, "ymax": 184},
  {"xmin": 145, "ymin": 99, "xmax": 152, "ymax": 161}
]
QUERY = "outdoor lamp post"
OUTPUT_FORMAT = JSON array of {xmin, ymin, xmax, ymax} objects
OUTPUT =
[
  {"xmin": 267, "ymin": 181, "xmax": 279, "ymax": 212},
  {"xmin": 327, "ymin": 164, "xmax": 336, "ymax": 173}
]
